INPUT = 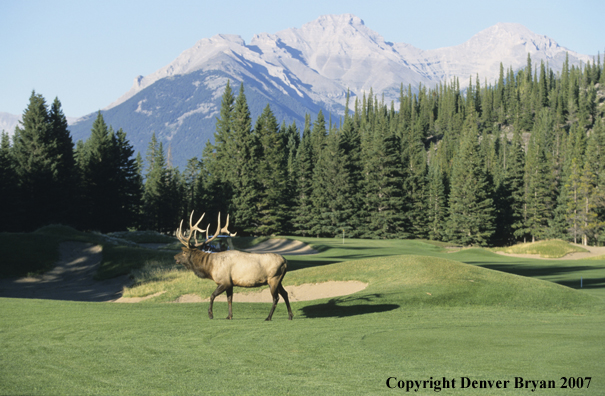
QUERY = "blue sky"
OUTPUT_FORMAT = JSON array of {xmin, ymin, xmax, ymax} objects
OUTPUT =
[{"xmin": 1, "ymin": 0, "xmax": 603, "ymax": 118}]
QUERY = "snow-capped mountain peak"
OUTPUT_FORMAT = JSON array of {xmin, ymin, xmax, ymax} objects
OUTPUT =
[{"xmin": 68, "ymin": 14, "xmax": 592, "ymax": 168}]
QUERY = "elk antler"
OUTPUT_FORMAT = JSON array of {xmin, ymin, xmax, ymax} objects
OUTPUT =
[
  {"xmin": 176, "ymin": 211, "xmax": 237, "ymax": 248},
  {"xmin": 204, "ymin": 213, "xmax": 237, "ymax": 246},
  {"xmin": 176, "ymin": 210, "xmax": 206, "ymax": 248}
]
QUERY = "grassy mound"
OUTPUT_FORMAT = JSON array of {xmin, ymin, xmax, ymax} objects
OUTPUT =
[
  {"xmin": 124, "ymin": 253, "xmax": 597, "ymax": 312},
  {"xmin": 0, "ymin": 226, "xmax": 177, "ymax": 279},
  {"xmin": 107, "ymin": 230, "xmax": 176, "ymax": 244},
  {"xmin": 0, "ymin": 225, "xmax": 94, "ymax": 278},
  {"xmin": 291, "ymin": 255, "xmax": 597, "ymax": 312},
  {"xmin": 493, "ymin": 239, "xmax": 588, "ymax": 258}
]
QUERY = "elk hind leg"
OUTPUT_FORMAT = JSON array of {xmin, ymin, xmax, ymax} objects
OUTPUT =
[
  {"xmin": 226, "ymin": 286, "xmax": 233, "ymax": 320},
  {"xmin": 265, "ymin": 283, "xmax": 280, "ymax": 321},
  {"xmin": 278, "ymin": 284, "xmax": 293, "ymax": 320}
]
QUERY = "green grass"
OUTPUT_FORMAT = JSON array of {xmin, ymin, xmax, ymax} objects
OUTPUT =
[
  {"xmin": 582, "ymin": 254, "xmax": 605, "ymax": 260},
  {"xmin": 491, "ymin": 239, "xmax": 588, "ymax": 258},
  {"xmin": 2, "ymin": 235, "xmax": 605, "ymax": 394},
  {"xmin": 95, "ymin": 245, "xmax": 176, "ymax": 280},
  {"xmin": 1, "ymin": 300, "xmax": 603, "ymax": 394}
]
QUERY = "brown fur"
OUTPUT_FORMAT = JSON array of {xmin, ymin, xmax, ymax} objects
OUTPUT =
[{"xmin": 174, "ymin": 248, "xmax": 293, "ymax": 321}]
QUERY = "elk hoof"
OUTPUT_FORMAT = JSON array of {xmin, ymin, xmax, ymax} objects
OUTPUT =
[
  {"xmin": 208, "ymin": 312, "xmax": 214, "ymax": 319},
  {"xmin": 265, "ymin": 317, "xmax": 272, "ymax": 321},
  {"xmin": 226, "ymin": 316, "xmax": 232, "ymax": 320}
]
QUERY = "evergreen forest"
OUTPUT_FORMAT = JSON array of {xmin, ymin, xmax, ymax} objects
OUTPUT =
[{"xmin": 2, "ymin": 54, "xmax": 605, "ymax": 247}]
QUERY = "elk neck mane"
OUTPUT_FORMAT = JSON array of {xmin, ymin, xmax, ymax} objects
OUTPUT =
[{"xmin": 180, "ymin": 247, "xmax": 215, "ymax": 279}]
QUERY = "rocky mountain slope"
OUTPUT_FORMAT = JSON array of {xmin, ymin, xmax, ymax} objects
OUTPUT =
[{"xmin": 51, "ymin": 15, "xmax": 595, "ymax": 167}]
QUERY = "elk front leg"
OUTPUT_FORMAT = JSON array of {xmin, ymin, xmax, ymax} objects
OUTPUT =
[
  {"xmin": 226, "ymin": 286, "xmax": 233, "ymax": 320},
  {"xmin": 208, "ymin": 284, "xmax": 229, "ymax": 319}
]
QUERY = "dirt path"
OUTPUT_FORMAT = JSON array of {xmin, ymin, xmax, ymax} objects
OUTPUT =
[
  {"xmin": 0, "ymin": 242, "xmax": 130, "ymax": 302},
  {"xmin": 494, "ymin": 244, "xmax": 605, "ymax": 260}
]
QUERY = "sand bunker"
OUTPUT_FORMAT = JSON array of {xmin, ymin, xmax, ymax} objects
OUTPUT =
[
  {"xmin": 0, "ymin": 242, "xmax": 129, "ymax": 301},
  {"xmin": 494, "ymin": 244, "xmax": 605, "ymax": 260},
  {"xmin": 171, "ymin": 281, "xmax": 368, "ymax": 303},
  {"xmin": 115, "ymin": 291, "xmax": 166, "ymax": 303},
  {"xmin": 242, "ymin": 238, "xmax": 318, "ymax": 255}
]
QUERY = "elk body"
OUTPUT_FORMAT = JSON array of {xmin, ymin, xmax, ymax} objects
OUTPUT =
[{"xmin": 174, "ymin": 211, "xmax": 293, "ymax": 321}]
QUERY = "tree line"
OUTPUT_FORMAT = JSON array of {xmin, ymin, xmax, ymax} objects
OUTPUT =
[{"xmin": 1, "ymin": 53, "xmax": 604, "ymax": 246}]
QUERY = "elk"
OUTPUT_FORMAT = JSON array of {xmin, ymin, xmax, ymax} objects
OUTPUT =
[{"xmin": 174, "ymin": 211, "xmax": 293, "ymax": 321}]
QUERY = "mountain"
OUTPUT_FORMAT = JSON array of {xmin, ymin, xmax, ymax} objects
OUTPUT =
[
  {"xmin": 0, "ymin": 112, "xmax": 22, "ymax": 138},
  {"xmin": 68, "ymin": 14, "xmax": 592, "ymax": 168}
]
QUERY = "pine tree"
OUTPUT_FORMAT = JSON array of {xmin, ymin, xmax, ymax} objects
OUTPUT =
[
  {"xmin": 508, "ymin": 128, "xmax": 527, "ymax": 242},
  {"xmin": 12, "ymin": 91, "xmax": 55, "ymax": 230},
  {"xmin": 254, "ymin": 104, "xmax": 286, "ymax": 235},
  {"xmin": 362, "ymin": 107, "xmax": 406, "ymax": 238},
  {"xmin": 447, "ymin": 114, "xmax": 495, "ymax": 246},
  {"xmin": 564, "ymin": 157, "xmax": 582, "ymax": 243},
  {"xmin": 110, "ymin": 128, "xmax": 143, "ymax": 230},
  {"xmin": 309, "ymin": 127, "xmax": 351, "ymax": 236},
  {"xmin": 77, "ymin": 113, "xmax": 141, "ymax": 232},
  {"xmin": 46, "ymin": 97, "xmax": 76, "ymax": 225},
  {"xmin": 524, "ymin": 128, "xmax": 553, "ymax": 242},
  {"xmin": 593, "ymin": 119, "xmax": 605, "ymax": 245},
  {"xmin": 214, "ymin": 80, "xmax": 235, "ymax": 178},
  {"xmin": 0, "ymin": 131, "xmax": 18, "ymax": 231},
  {"xmin": 338, "ymin": 115, "xmax": 363, "ymax": 237},
  {"xmin": 204, "ymin": 81, "xmax": 236, "ymax": 217},
  {"xmin": 200, "ymin": 139, "xmax": 230, "ymax": 226},
  {"xmin": 549, "ymin": 129, "xmax": 574, "ymax": 241},
  {"xmin": 577, "ymin": 139, "xmax": 604, "ymax": 245},
  {"xmin": 78, "ymin": 112, "xmax": 114, "ymax": 231},
  {"xmin": 11, "ymin": 92, "xmax": 78, "ymax": 230},
  {"xmin": 401, "ymin": 105, "xmax": 429, "ymax": 238},
  {"xmin": 142, "ymin": 133, "xmax": 165, "ymax": 231},
  {"xmin": 141, "ymin": 133, "xmax": 183, "ymax": 233},
  {"xmin": 539, "ymin": 61, "xmax": 549, "ymax": 109},
  {"xmin": 292, "ymin": 120, "xmax": 314, "ymax": 236},
  {"xmin": 310, "ymin": 110, "xmax": 327, "ymax": 164},
  {"xmin": 495, "ymin": 63, "xmax": 506, "ymax": 123},
  {"xmin": 427, "ymin": 145, "xmax": 447, "ymax": 240},
  {"xmin": 230, "ymin": 83, "xmax": 260, "ymax": 235},
  {"xmin": 306, "ymin": 111, "xmax": 328, "ymax": 236},
  {"xmin": 182, "ymin": 157, "xmax": 202, "ymax": 217},
  {"xmin": 283, "ymin": 121, "xmax": 300, "ymax": 234}
]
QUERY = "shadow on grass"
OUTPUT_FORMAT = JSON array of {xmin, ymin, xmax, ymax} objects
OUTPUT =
[
  {"xmin": 301, "ymin": 294, "xmax": 399, "ymax": 318},
  {"xmin": 286, "ymin": 246, "xmax": 418, "ymax": 271},
  {"xmin": 286, "ymin": 258, "xmax": 344, "ymax": 271},
  {"xmin": 558, "ymin": 277, "xmax": 605, "ymax": 289},
  {"xmin": 472, "ymin": 262, "xmax": 605, "ymax": 290}
]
